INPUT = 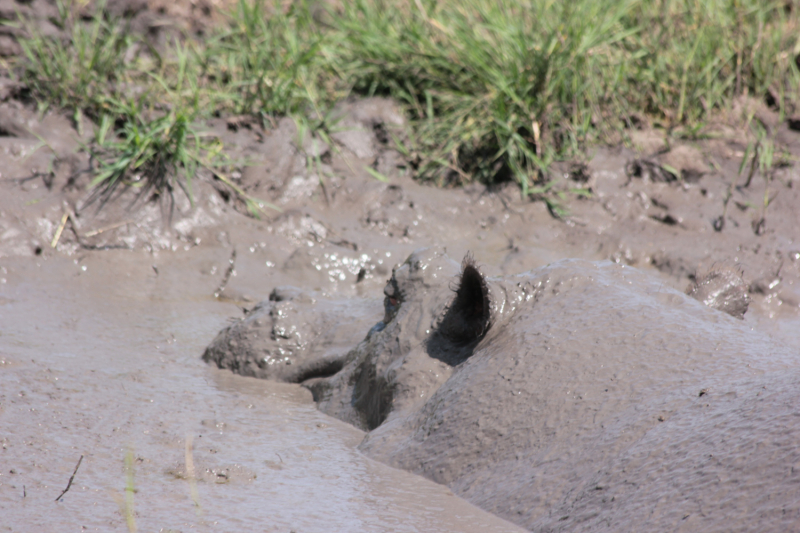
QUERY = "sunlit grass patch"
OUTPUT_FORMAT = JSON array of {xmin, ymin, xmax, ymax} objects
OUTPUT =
[
  {"xmin": 621, "ymin": 0, "xmax": 800, "ymax": 125},
  {"xmin": 198, "ymin": 0, "xmax": 336, "ymax": 118},
  {"xmin": 331, "ymin": 0, "xmax": 637, "ymax": 194},
  {"xmin": 18, "ymin": 1, "xmax": 142, "ymax": 120},
  {"xmin": 330, "ymin": 0, "xmax": 800, "ymax": 196},
  {"xmin": 13, "ymin": 0, "xmax": 800, "ymax": 214}
]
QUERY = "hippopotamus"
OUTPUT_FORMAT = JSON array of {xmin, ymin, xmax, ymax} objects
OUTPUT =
[{"xmin": 203, "ymin": 248, "xmax": 800, "ymax": 532}]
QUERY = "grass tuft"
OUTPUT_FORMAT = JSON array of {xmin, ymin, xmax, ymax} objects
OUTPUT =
[
  {"xmin": 329, "ymin": 0, "xmax": 800, "ymax": 194},
  {"xmin": 86, "ymin": 107, "xmax": 201, "ymax": 214},
  {"xmin": 18, "ymin": 1, "xmax": 140, "ymax": 118},
  {"xmin": 198, "ymin": 0, "xmax": 335, "ymax": 118}
]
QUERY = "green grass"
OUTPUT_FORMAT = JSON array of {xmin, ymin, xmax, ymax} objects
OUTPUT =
[
  {"xmin": 87, "ymin": 108, "xmax": 200, "ymax": 210},
  {"xmin": 18, "ymin": 1, "xmax": 140, "ymax": 119},
  {"xmin": 198, "ymin": 0, "xmax": 334, "ymax": 117},
  {"xmin": 331, "ymin": 0, "xmax": 636, "ymax": 193},
  {"xmin": 13, "ymin": 0, "xmax": 800, "ymax": 212},
  {"xmin": 331, "ymin": 0, "xmax": 800, "ymax": 193}
]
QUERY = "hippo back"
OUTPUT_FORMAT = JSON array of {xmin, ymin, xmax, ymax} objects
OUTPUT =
[{"xmin": 357, "ymin": 258, "xmax": 798, "ymax": 531}]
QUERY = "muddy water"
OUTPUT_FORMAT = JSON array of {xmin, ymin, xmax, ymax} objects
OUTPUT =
[{"xmin": 0, "ymin": 251, "xmax": 524, "ymax": 532}]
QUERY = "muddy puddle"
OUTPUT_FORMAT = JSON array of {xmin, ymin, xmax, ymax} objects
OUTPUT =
[{"xmin": 0, "ymin": 251, "xmax": 524, "ymax": 532}]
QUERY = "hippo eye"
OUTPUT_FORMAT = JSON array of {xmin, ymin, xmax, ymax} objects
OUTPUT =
[{"xmin": 382, "ymin": 278, "xmax": 402, "ymax": 324}]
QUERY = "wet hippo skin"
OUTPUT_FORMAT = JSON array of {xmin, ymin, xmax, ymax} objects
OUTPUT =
[{"xmin": 205, "ymin": 247, "xmax": 800, "ymax": 532}]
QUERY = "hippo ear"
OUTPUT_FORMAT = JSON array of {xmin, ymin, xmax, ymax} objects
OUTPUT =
[{"xmin": 440, "ymin": 254, "xmax": 491, "ymax": 344}]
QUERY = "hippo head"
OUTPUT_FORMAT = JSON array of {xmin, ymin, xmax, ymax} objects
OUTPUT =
[
  {"xmin": 201, "ymin": 245, "xmax": 503, "ymax": 429},
  {"xmin": 204, "ymin": 247, "xmax": 752, "ymax": 433},
  {"xmin": 305, "ymin": 246, "xmax": 508, "ymax": 430}
]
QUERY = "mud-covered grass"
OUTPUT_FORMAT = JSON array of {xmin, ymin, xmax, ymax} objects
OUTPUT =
[{"xmin": 13, "ymin": 0, "xmax": 800, "ymax": 207}]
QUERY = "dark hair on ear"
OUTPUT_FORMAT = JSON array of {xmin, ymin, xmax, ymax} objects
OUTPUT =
[{"xmin": 439, "ymin": 254, "xmax": 491, "ymax": 344}]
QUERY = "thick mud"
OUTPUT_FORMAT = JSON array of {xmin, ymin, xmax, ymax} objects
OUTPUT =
[{"xmin": 2, "ymin": 2, "xmax": 800, "ymax": 530}]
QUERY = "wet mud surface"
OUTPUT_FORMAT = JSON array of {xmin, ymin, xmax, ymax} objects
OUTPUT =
[
  {"xmin": 0, "ymin": 252, "xmax": 525, "ymax": 532},
  {"xmin": 2, "ymin": 1, "xmax": 800, "ymax": 530}
]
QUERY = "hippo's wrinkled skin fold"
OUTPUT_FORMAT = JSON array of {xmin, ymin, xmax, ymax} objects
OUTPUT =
[{"xmin": 204, "ymin": 248, "xmax": 800, "ymax": 532}]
